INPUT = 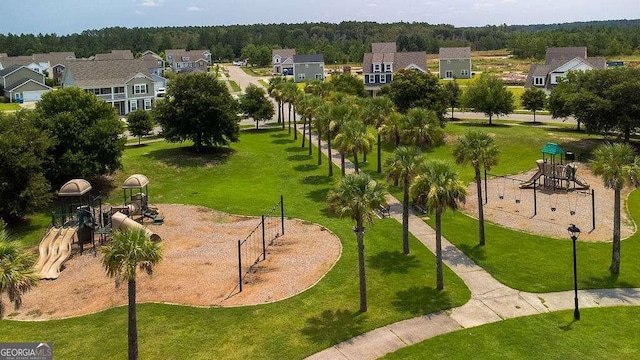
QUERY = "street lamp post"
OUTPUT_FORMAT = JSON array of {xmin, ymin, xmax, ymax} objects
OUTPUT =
[{"xmin": 568, "ymin": 224, "xmax": 581, "ymax": 320}]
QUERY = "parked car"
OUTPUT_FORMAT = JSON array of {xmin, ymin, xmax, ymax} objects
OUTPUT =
[{"xmin": 282, "ymin": 68, "xmax": 293, "ymax": 76}]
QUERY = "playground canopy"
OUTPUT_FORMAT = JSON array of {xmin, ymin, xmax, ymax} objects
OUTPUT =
[
  {"xmin": 122, "ymin": 174, "xmax": 149, "ymax": 189},
  {"xmin": 542, "ymin": 142, "xmax": 565, "ymax": 156},
  {"xmin": 58, "ymin": 179, "xmax": 92, "ymax": 196}
]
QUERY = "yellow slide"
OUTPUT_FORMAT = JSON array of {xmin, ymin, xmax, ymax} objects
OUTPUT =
[
  {"xmin": 38, "ymin": 227, "xmax": 77, "ymax": 280},
  {"xmin": 34, "ymin": 228, "xmax": 62, "ymax": 274},
  {"xmin": 111, "ymin": 211, "xmax": 161, "ymax": 242}
]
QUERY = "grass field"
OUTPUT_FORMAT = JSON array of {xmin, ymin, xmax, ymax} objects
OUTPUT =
[
  {"xmin": 2, "ymin": 129, "xmax": 470, "ymax": 359},
  {"xmin": 383, "ymin": 306, "xmax": 640, "ymax": 359},
  {"xmin": 0, "ymin": 103, "xmax": 21, "ymax": 111},
  {"xmin": 228, "ymin": 80, "xmax": 241, "ymax": 92}
]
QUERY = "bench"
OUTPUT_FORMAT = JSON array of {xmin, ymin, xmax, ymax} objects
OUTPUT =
[{"xmin": 378, "ymin": 204, "xmax": 391, "ymax": 218}]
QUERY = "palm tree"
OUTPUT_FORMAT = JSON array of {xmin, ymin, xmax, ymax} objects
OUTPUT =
[
  {"xmin": 379, "ymin": 111, "xmax": 405, "ymax": 147},
  {"xmin": 281, "ymin": 82, "xmax": 299, "ymax": 136},
  {"xmin": 0, "ymin": 221, "xmax": 38, "ymax": 318},
  {"xmin": 452, "ymin": 131, "xmax": 499, "ymax": 246},
  {"xmin": 102, "ymin": 227, "xmax": 163, "ymax": 360},
  {"xmin": 334, "ymin": 119, "xmax": 375, "ymax": 174},
  {"xmin": 590, "ymin": 142, "xmax": 640, "ymax": 275},
  {"xmin": 401, "ymin": 108, "xmax": 444, "ymax": 148},
  {"xmin": 267, "ymin": 77, "xmax": 286, "ymax": 125},
  {"xmin": 384, "ymin": 146, "xmax": 424, "ymax": 255},
  {"xmin": 363, "ymin": 96, "xmax": 395, "ymax": 173},
  {"xmin": 410, "ymin": 160, "xmax": 466, "ymax": 290},
  {"xmin": 300, "ymin": 95, "xmax": 324, "ymax": 156},
  {"xmin": 328, "ymin": 103, "xmax": 352, "ymax": 176},
  {"xmin": 327, "ymin": 172, "xmax": 386, "ymax": 312}
]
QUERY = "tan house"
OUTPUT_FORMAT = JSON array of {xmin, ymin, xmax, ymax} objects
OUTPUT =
[
  {"xmin": 525, "ymin": 47, "xmax": 606, "ymax": 92},
  {"xmin": 0, "ymin": 65, "xmax": 51, "ymax": 102},
  {"xmin": 61, "ymin": 59, "xmax": 156, "ymax": 115}
]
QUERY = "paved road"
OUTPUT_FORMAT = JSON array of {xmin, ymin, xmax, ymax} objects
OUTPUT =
[{"xmin": 452, "ymin": 111, "xmax": 576, "ymax": 124}]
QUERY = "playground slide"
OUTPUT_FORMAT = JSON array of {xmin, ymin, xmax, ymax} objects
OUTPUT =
[
  {"xmin": 519, "ymin": 160, "xmax": 544, "ymax": 189},
  {"xmin": 39, "ymin": 227, "xmax": 76, "ymax": 280},
  {"xmin": 34, "ymin": 228, "xmax": 62, "ymax": 273},
  {"xmin": 111, "ymin": 211, "xmax": 161, "ymax": 242}
]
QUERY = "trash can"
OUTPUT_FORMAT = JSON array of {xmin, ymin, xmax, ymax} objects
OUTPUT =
[{"xmin": 566, "ymin": 152, "xmax": 575, "ymax": 161}]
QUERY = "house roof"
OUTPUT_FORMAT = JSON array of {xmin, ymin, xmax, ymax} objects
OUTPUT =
[
  {"xmin": 585, "ymin": 57, "xmax": 607, "ymax": 69},
  {"xmin": 5, "ymin": 78, "xmax": 51, "ymax": 91},
  {"xmin": 394, "ymin": 52, "xmax": 427, "ymax": 72},
  {"xmin": 272, "ymin": 49, "xmax": 296, "ymax": 59},
  {"xmin": 372, "ymin": 52, "xmax": 395, "ymax": 63},
  {"xmin": 524, "ymin": 64, "xmax": 551, "ymax": 88},
  {"xmin": 165, "ymin": 49, "xmax": 210, "ymax": 62},
  {"xmin": 64, "ymin": 59, "xmax": 151, "ymax": 87},
  {"xmin": 293, "ymin": 54, "xmax": 324, "ymax": 63},
  {"xmin": 141, "ymin": 50, "xmax": 162, "ymax": 60},
  {"xmin": 439, "ymin": 47, "xmax": 471, "ymax": 59},
  {"xmin": 0, "ymin": 56, "xmax": 38, "ymax": 68},
  {"xmin": 371, "ymin": 42, "xmax": 397, "ymax": 53},
  {"xmin": 545, "ymin": 47, "xmax": 587, "ymax": 64},
  {"xmin": 33, "ymin": 52, "xmax": 76, "ymax": 65},
  {"xmin": 94, "ymin": 50, "xmax": 134, "ymax": 61},
  {"xmin": 0, "ymin": 64, "xmax": 23, "ymax": 77}
]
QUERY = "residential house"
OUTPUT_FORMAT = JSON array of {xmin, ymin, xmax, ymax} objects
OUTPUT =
[
  {"xmin": 272, "ymin": 49, "xmax": 295, "ymax": 75},
  {"xmin": 525, "ymin": 47, "xmax": 606, "ymax": 92},
  {"xmin": 140, "ymin": 50, "xmax": 165, "ymax": 76},
  {"xmin": 93, "ymin": 50, "xmax": 134, "ymax": 61},
  {"xmin": 439, "ymin": 47, "xmax": 472, "ymax": 79},
  {"xmin": 0, "ymin": 55, "xmax": 47, "ymax": 74},
  {"xmin": 165, "ymin": 49, "xmax": 211, "ymax": 73},
  {"xmin": 33, "ymin": 52, "xmax": 76, "ymax": 84},
  {"xmin": 61, "ymin": 58, "xmax": 156, "ymax": 115},
  {"xmin": 0, "ymin": 65, "xmax": 51, "ymax": 102},
  {"xmin": 362, "ymin": 42, "xmax": 427, "ymax": 95},
  {"xmin": 293, "ymin": 54, "xmax": 324, "ymax": 83}
]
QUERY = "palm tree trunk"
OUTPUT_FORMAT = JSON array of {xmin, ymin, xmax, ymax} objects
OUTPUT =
[
  {"xmin": 353, "ymin": 151, "xmax": 359, "ymax": 173},
  {"xmin": 611, "ymin": 187, "xmax": 622, "ymax": 274},
  {"xmin": 356, "ymin": 219, "xmax": 367, "ymax": 312},
  {"xmin": 402, "ymin": 177, "xmax": 410, "ymax": 255},
  {"xmin": 128, "ymin": 279, "xmax": 138, "ymax": 360},
  {"xmin": 317, "ymin": 130, "xmax": 322, "ymax": 165},
  {"xmin": 288, "ymin": 103, "xmax": 291, "ymax": 134},
  {"xmin": 435, "ymin": 209, "xmax": 444, "ymax": 290},
  {"xmin": 341, "ymin": 153, "xmax": 345, "ymax": 177},
  {"xmin": 475, "ymin": 167, "xmax": 486, "ymax": 246},
  {"xmin": 363, "ymin": 151, "xmax": 367, "ymax": 163},
  {"xmin": 308, "ymin": 120, "xmax": 312, "ymax": 156},
  {"xmin": 328, "ymin": 138, "xmax": 333, "ymax": 177},
  {"xmin": 293, "ymin": 107, "xmax": 298, "ymax": 140},
  {"xmin": 301, "ymin": 118, "xmax": 306, "ymax": 145},
  {"xmin": 280, "ymin": 101, "xmax": 285, "ymax": 129},
  {"xmin": 277, "ymin": 100, "xmax": 282, "ymax": 123},
  {"xmin": 377, "ymin": 132, "xmax": 382, "ymax": 173}
]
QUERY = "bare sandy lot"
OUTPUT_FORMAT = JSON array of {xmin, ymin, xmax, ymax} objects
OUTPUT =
[{"xmin": 9, "ymin": 204, "xmax": 341, "ymax": 320}]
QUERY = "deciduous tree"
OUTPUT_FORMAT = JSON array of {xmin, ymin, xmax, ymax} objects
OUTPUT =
[
  {"xmin": 126, "ymin": 110, "xmax": 155, "ymax": 145},
  {"xmin": 240, "ymin": 84, "xmax": 275, "ymax": 130},
  {"xmin": 521, "ymin": 87, "xmax": 547, "ymax": 123},
  {"xmin": 462, "ymin": 74, "xmax": 514, "ymax": 125}
]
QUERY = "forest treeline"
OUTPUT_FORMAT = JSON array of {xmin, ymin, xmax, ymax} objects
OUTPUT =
[{"xmin": 1, "ymin": 19, "xmax": 640, "ymax": 62}]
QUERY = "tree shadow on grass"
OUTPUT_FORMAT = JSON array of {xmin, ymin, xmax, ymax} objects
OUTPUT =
[
  {"xmin": 285, "ymin": 146, "xmax": 307, "ymax": 153},
  {"xmin": 457, "ymin": 122, "xmax": 512, "ymax": 129},
  {"xmin": 300, "ymin": 309, "xmax": 367, "ymax": 345},
  {"xmin": 455, "ymin": 243, "xmax": 487, "ymax": 262},
  {"xmin": 392, "ymin": 286, "xmax": 454, "ymax": 315},
  {"xmin": 368, "ymin": 250, "xmax": 420, "ymax": 274},
  {"xmin": 272, "ymin": 138, "xmax": 295, "ymax": 145},
  {"xmin": 306, "ymin": 188, "xmax": 331, "ymax": 203},
  {"xmin": 581, "ymin": 272, "xmax": 635, "ymax": 290},
  {"xmin": 301, "ymin": 175, "xmax": 333, "ymax": 185},
  {"xmin": 145, "ymin": 146, "xmax": 235, "ymax": 168},
  {"xmin": 294, "ymin": 164, "xmax": 318, "ymax": 172},
  {"xmin": 287, "ymin": 154, "xmax": 312, "ymax": 161},
  {"xmin": 270, "ymin": 132, "xmax": 289, "ymax": 139}
]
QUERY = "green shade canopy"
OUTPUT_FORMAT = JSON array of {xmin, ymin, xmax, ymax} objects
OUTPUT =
[{"xmin": 542, "ymin": 142, "xmax": 565, "ymax": 156}]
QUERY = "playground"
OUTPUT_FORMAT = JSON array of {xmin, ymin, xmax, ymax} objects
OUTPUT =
[
  {"xmin": 461, "ymin": 162, "xmax": 635, "ymax": 242},
  {"xmin": 11, "ymin": 203, "xmax": 341, "ymax": 320}
]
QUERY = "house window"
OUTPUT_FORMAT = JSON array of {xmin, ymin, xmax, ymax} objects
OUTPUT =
[
  {"xmin": 373, "ymin": 63, "xmax": 380, "ymax": 72},
  {"xmin": 275, "ymin": 57, "xmax": 280, "ymax": 63},
  {"xmin": 534, "ymin": 77, "xmax": 545, "ymax": 86},
  {"xmin": 114, "ymin": 87, "xmax": 125, "ymax": 94},
  {"xmin": 183, "ymin": 56, "xmax": 190, "ymax": 61},
  {"xmin": 447, "ymin": 60, "xmax": 451, "ymax": 64},
  {"xmin": 445, "ymin": 70, "xmax": 453, "ymax": 78},
  {"xmin": 380, "ymin": 74, "xmax": 386, "ymax": 84},
  {"xmin": 385, "ymin": 63, "xmax": 392, "ymax": 72},
  {"xmin": 315, "ymin": 74, "xmax": 323, "ymax": 80},
  {"xmin": 144, "ymin": 98, "xmax": 152, "ymax": 110},
  {"xmin": 461, "ymin": 69, "xmax": 469, "ymax": 77},
  {"xmin": 55, "ymin": 67, "xmax": 63, "ymax": 73},
  {"xmin": 298, "ymin": 73, "xmax": 306, "ymax": 80},
  {"xmin": 133, "ymin": 84, "xmax": 147, "ymax": 94},
  {"xmin": 167, "ymin": 55, "xmax": 172, "ymax": 60},
  {"xmin": 367, "ymin": 74, "xmax": 374, "ymax": 83},
  {"xmin": 130, "ymin": 100, "xmax": 138, "ymax": 111}
]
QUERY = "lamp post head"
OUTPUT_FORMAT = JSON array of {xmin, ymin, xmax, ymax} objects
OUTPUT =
[{"xmin": 568, "ymin": 224, "xmax": 581, "ymax": 240}]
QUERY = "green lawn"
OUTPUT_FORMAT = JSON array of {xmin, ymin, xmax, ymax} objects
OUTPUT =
[
  {"xmin": 383, "ymin": 306, "xmax": 640, "ymax": 359},
  {"xmin": 3, "ymin": 129, "xmax": 470, "ymax": 359},
  {"xmin": 0, "ymin": 103, "xmax": 21, "ymax": 111},
  {"xmin": 228, "ymin": 80, "xmax": 241, "ymax": 92}
]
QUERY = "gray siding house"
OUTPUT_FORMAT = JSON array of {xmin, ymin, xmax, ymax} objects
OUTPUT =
[
  {"xmin": 0, "ymin": 65, "xmax": 51, "ymax": 102},
  {"xmin": 439, "ymin": 47, "xmax": 472, "ymax": 79},
  {"xmin": 272, "ymin": 49, "xmax": 295, "ymax": 75},
  {"xmin": 363, "ymin": 42, "xmax": 427, "ymax": 95},
  {"xmin": 293, "ymin": 54, "xmax": 324, "ymax": 83},
  {"xmin": 61, "ymin": 59, "xmax": 157, "ymax": 115},
  {"xmin": 165, "ymin": 49, "xmax": 211, "ymax": 73},
  {"xmin": 524, "ymin": 47, "xmax": 606, "ymax": 92}
]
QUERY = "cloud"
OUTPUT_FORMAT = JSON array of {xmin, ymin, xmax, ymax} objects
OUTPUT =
[
  {"xmin": 186, "ymin": 6, "xmax": 203, "ymax": 11},
  {"xmin": 134, "ymin": 10, "xmax": 145, "ymax": 15},
  {"xmin": 141, "ymin": 0, "xmax": 162, "ymax": 7}
]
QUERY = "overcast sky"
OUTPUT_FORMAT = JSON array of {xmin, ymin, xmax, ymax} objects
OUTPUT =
[{"xmin": 3, "ymin": 0, "xmax": 640, "ymax": 35}]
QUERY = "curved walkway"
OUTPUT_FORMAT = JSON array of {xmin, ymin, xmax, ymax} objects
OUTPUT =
[
  {"xmin": 299, "ymin": 125, "xmax": 640, "ymax": 360},
  {"xmin": 227, "ymin": 70, "xmax": 640, "ymax": 359}
]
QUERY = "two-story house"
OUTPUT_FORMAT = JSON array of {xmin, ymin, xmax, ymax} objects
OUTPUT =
[
  {"xmin": 165, "ymin": 49, "xmax": 211, "ymax": 73},
  {"xmin": 0, "ymin": 65, "xmax": 51, "ymax": 102},
  {"xmin": 0, "ymin": 52, "xmax": 77, "ymax": 85},
  {"xmin": 61, "ymin": 59, "xmax": 156, "ymax": 115},
  {"xmin": 439, "ymin": 47, "xmax": 472, "ymax": 79},
  {"xmin": 272, "ymin": 49, "xmax": 295, "ymax": 75},
  {"xmin": 140, "ymin": 50, "xmax": 165, "ymax": 76},
  {"xmin": 525, "ymin": 47, "xmax": 606, "ymax": 92},
  {"xmin": 362, "ymin": 42, "xmax": 427, "ymax": 96},
  {"xmin": 293, "ymin": 54, "xmax": 324, "ymax": 83}
]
